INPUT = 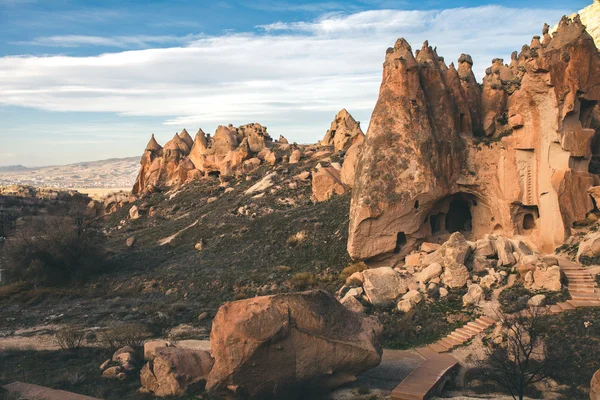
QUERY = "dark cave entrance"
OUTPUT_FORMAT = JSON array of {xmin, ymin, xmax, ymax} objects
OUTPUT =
[
  {"xmin": 523, "ymin": 213, "xmax": 536, "ymax": 230},
  {"xmin": 394, "ymin": 232, "xmax": 407, "ymax": 254},
  {"xmin": 445, "ymin": 199, "xmax": 473, "ymax": 233}
]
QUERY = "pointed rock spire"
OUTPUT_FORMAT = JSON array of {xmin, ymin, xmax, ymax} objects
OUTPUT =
[
  {"xmin": 145, "ymin": 134, "xmax": 162, "ymax": 152},
  {"xmin": 179, "ymin": 128, "xmax": 194, "ymax": 148}
]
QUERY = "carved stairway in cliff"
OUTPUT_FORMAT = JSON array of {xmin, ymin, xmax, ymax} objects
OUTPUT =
[
  {"xmin": 391, "ymin": 257, "xmax": 599, "ymax": 400},
  {"xmin": 549, "ymin": 258, "xmax": 600, "ymax": 312}
]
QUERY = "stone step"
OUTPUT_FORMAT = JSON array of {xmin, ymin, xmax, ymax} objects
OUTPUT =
[
  {"xmin": 467, "ymin": 320, "xmax": 488, "ymax": 330},
  {"xmin": 433, "ymin": 340, "xmax": 453, "ymax": 352},
  {"xmin": 549, "ymin": 305, "xmax": 563, "ymax": 314},
  {"xmin": 460, "ymin": 325, "xmax": 481, "ymax": 335},
  {"xmin": 427, "ymin": 343, "xmax": 448, "ymax": 353},
  {"xmin": 557, "ymin": 301, "xmax": 576, "ymax": 311},
  {"xmin": 569, "ymin": 287, "xmax": 596, "ymax": 296},
  {"xmin": 455, "ymin": 327, "xmax": 477, "ymax": 338},
  {"xmin": 567, "ymin": 299, "xmax": 600, "ymax": 308},
  {"xmin": 450, "ymin": 330, "xmax": 471, "ymax": 342},
  {"xmin": 571, "ymin": 293, "xmax": 600, "ymax": 300},
  {"xmin": 569, "ymin": 283, "xmax": 596, "ymax": 289},
  {"xmin": 440, "ymin": 336, "xmax": 462, "ymax": 347},
  {"xmin": 478, "ymin": 316, "xmax": 497, "ymax": 325}
]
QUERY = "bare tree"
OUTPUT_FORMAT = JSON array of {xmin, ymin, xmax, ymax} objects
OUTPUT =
[{"xmin": 476, "ymin": 307, "xmax": 553, "ymax": 400}]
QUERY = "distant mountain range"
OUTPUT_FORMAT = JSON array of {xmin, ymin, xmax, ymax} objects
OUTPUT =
[
  {"xmin": 0, "ymin": 165, "xmax": 30, "ymax": 173},
  {"xmin": 0, "ymin": 157, "xmax": 139, "ymax": 189}
]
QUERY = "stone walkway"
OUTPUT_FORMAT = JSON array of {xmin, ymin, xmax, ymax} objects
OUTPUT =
[{"xmin": 390, "ymin": 256, "xmax": 599, "ymax": 400}]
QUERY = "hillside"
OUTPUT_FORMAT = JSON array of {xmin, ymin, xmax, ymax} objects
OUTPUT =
[{"xmin": 0, "ymin": 157, "xmax": 139, "ymax": 189}]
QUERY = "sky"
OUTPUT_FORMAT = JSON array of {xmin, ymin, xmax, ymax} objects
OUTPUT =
[{"xmin": 0, "ymin": 0, "xmax": 590, "ymax": 166}]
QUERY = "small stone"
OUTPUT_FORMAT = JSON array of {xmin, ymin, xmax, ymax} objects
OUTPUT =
[
  {"xmin": 197, "ymin": 312, "xmax": 209, "ymax": 322},
  {"xmin": 100, "ymin": 359, "xmax": 111, "ymax": 371},
  {"xmin": 126, "ymin": 236, "xmax": 136, "ymax": 248},
  {"xmin": 439, "ymin": 287, "xmax": 449, "ymax": 297},
  {"xmin": 528, "ymin": 294, "xmax": 546, "ymax": 307},
  {"xmin": 102, "ymin": 366, "xmax": 123, "ymax": 379}
]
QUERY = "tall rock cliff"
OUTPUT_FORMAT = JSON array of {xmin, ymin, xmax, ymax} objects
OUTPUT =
[{"xmin": 348, "ymin": 15, "xmax": 600, "ymax": 263}]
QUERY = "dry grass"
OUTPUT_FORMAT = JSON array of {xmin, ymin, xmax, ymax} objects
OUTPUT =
[
  {"xmin": 286, "ymin": 230, "xmax": 308, "ymax": 247},
  {"xmin": 55, "ymin": 326, "xmax": 86, "ymax": 351},
  {"xmin": 340, "ymin": 262, "xmax": 368, "ymax": 283}
]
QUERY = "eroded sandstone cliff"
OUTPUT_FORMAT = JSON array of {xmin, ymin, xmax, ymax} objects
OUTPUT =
[{"xmin": 348, "ymin": 15, "xmax": 600, "ymax": 263}]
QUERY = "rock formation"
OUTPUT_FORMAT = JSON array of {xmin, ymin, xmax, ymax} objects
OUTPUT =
[
  {"xmin": 206, "ymin": 290, "xmax": 382, "ymax": 399},
  {"xmin": 133, "ymin": 123, "xmax": 277, "ymax": 194},
  {"xmin": 550, "ymin": 0, "xmax": 600, "ymax": 48},
  {"xmin": 319, "ymin": 109, "xmax": 365, "ymax": 152},
  {"xmin": 348, "ymin": 16, "xmax": 600, "ymax": 264}
]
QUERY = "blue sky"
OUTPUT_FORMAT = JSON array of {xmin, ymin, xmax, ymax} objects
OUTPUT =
[{"xmin": 0, "ymin": 0, "xmax": 590, "ymax": 166}]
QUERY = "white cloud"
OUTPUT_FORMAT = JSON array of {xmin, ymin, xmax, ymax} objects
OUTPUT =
[
  {"xmin": 0, "ymin": 6, "xmax": 575, "ymax": 145},
  {"xmin": 13, "ymin": 34, "xmax": 204, "ymax": 48}
]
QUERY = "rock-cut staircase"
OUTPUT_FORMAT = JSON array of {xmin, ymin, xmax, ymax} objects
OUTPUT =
[
  {"xmin": 549, "ymin": 258, "xmax": 600, "ymax": 313},
  {"xmin": 391, "ymin": 257, "xmax": 600, "ymax": 400}
]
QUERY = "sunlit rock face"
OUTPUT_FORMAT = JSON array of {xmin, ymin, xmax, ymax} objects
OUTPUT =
[
  {"xmin": 132, "ymin": 123, "xmax": 274, "ymax": 194},
  {"xmin": 349, "ymin": 16, "xmax": 600, "ymax": 264}
]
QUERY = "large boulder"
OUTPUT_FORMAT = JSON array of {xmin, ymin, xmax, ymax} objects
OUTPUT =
[
  {"xmin": 577, "ymin": 231, "xmax": 600, "ymax": 263},
  {"xmin": 206, "ymin": 290, "xmax": 382, "ymax": 399},
  {"xmin": 362, "ymin": 267, "xmax": 409, "ymax": 306},
  {"xmin": 591, "ymin": 368, "xmax": 600, "ymax": 400},
  {"xmin": 530, "ymin": 265, "xmax": 563, "ymax": 291},
  {"xmin": 140, "ymin": 347, "xmax": 214, "ymax": 397}
]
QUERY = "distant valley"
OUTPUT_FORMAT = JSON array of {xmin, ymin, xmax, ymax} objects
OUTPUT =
[{"xmin": 0, "ymin": 156, "xmax": 139, "ymax": 189}]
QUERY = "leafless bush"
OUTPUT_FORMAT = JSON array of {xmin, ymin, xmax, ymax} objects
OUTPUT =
[
  {"xmin": 98, "ymin": 323, "xmax": 150, "ymax": 350},
  {"xmin": 475, "ymin": 307, "xmax": 554, "ymax": 400},
  {"xmin": 55, "ymin": 326, "xmax": 86, "ymax": 351},
  {"xmin": 1, "ymin": 212, "xmax": 106, "ymax": 286}
]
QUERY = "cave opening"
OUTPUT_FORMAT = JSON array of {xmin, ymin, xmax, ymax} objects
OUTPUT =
[
  {"xmin": 445, "ymin": 199, "xmax": 473, "ymax": 233},
  {"xmin": 579, "ymin": 99, "xmax": 597, "ymax": 128},
  {"xmin": 430, "ymin": 214, "xmax": 441, "ymax": 234},
  {"xmin": 394, "ymin": 232, "xmax": 407, "ymax": 254},
  {"xmin": 523, "ymin": 213, "xmax": 536, "ymax": 230}
]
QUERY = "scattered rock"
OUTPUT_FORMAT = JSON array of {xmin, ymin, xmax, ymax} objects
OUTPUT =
[
  {"xmin": 245, "ymin": 172, "xmax": 277, "ymax": 195},
  {"xmin": 126, "ymin": 237, "xmax": 136, "ymax": 248},
  {"xmin": 442, "ymin": 262, "xmax": 470, "ymax": 289},
  {"xmin": 414, "ymin": 263, "xmax": 442, "ymax": 284},
  {"xmin": 528, "ymin": 294, "xmax": 546, "ymax": 307},
  {"xmin": 144, "ymin": 340, "xmax": 173, "ymax": 361},
  {"xmin": 141, "ymin": 347, "xmax": 214, "ymax": 397},
  {"xmin": 129, "ymin": 205, "xmax": 140, "ymax": 220},
  {"xmin": 102, "ymin": 366, "xmax": 123, "ymax": 379},
  {"xmin": 463, "ymin": 284, "xmax": 484, "ymax": 306},
  {"xmin": 362, "ymin": 267, "xmax": 409, "ymax": 306}
]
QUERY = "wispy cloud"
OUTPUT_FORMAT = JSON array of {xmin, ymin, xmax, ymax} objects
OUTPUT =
[
  {"xmin": 13, "ymin": 34, "xmax": 204, "ymax": 49},
  {"xmin": 0, "ymin": 6, "xmax": 575, "ymax": 147}
]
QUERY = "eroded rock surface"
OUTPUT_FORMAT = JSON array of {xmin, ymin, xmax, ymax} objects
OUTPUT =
[
  {"xmin": 348, "ymin": 16, "xmax": 600, "ymax": 262},
  {"xmin": 207, "ymin": 290, "xmax": 382, "ymax": 399}
]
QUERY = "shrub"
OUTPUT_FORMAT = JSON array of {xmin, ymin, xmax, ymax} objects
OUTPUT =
[
  {"xmin": 1, "ymin": 213, "xmax": 107, "ymax": 286},
  {"xmin": 339, "ymin": 262, "xmax": 367, "ymax": 282},
  {"xmin": 286, "ymin": 231, "xmax": 307, "ymax": 247},
  {"xmin": 98, "ymin": 323, "xmax": 150, "ymax": 350},
  {"xmin": 498, "ymin": 284, "xmax": 530, "ymax": 314},
  {"xmin": 290, "ymin": 272, "xmax": 316, "ymax": 290},
  {"xmin": 55, "ymin": 326, "xmax": 86, "ymax": 351}
]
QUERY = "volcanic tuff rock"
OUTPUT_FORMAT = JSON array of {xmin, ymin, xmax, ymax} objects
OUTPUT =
[
  {"xmin": 132, "ymin": 110, "xmax": 366, "ymax": 200},
  {"xmin": 319, "ymin": 108, "xmax": 365, "ymax": 152},
  {"xmin": 133, "ymin": 124, "xmax": 275, "ymax": 194},
  {"xmin": 348, "ymin": 16, "xmax": 600, "ymax": 263},
  {"xmin": 206, "ymin": 290, "xmax": 382, "ymax": 399}
]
